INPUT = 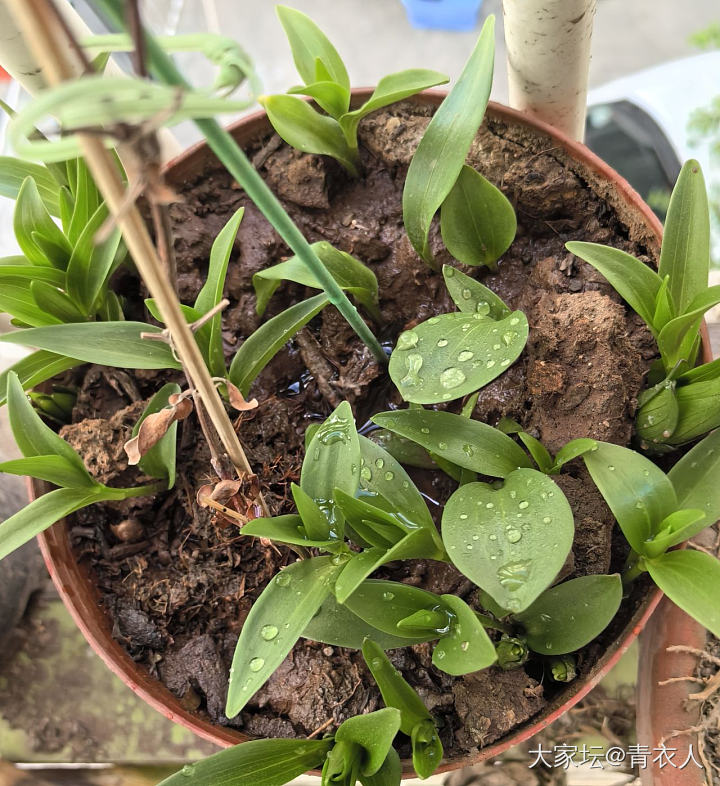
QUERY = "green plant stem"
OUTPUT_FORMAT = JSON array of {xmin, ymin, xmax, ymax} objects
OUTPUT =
[
  {"xmin": 92, "ymin": 0, "xmax": 387, "ymax": 365},
  {"xmin": 621, "ymin": 551, "xmax": 646, "ymax": 587},
  {"xmin": 475, "ymin": 612, "xmax": 512, "ymax": 634}
]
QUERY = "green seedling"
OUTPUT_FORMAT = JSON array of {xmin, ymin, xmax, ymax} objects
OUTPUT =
[{"xmin": 260, "ymin": 6, "xmax": 448, "ymax": 175}]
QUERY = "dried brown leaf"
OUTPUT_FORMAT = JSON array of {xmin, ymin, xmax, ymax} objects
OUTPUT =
[{"xmin": 226, "ymin": 381, "xmax": 258, "ymax": 411}]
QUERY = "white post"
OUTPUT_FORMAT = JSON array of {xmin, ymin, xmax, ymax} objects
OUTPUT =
[{"xmin": 502, "ymin": 0, "xmax": 596, "ymax": 142}]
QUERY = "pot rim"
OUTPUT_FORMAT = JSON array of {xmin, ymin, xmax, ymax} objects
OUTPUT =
[{"xmin": 34, "ymin": 89, "xmax": 712, "ymax": 776}]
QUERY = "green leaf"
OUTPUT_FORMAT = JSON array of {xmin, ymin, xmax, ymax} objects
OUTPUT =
[
  {"xmin": 636, "ymin": 381, "xmax": 679, "ymax": 444},
  {"xmin": 13, "ymin": 177, "xmax": 71, "ymax": 267},
  {"xmin": 517, "ymin": 432, "xmax": 553, "ymax": 474},
  {"xmin": 0, "ymin": 486, "xmax": 100, "ymax": 561},
  {"xmin": 290, "ymin": 482, "xmax": 332, "ymax": 540},
  {"xmin": 0, "ymin": 322, "xmax": 181, "ymax": 369},
  {"xmin": 334, "ymin": 489, "xmax": 406, "ymax": 543},
  {"xmin": 442, "ymin": 265, "xmax": 510, "ymax": 319},
  {"xmin": 372, "ymin": 409, "xmax": 531, "ymax": 478},
  {"xmin": 678, "ymin": 355, "xmax": 720, "ymax": 385},
  {"xmin": 643, "ymin": 509, "xmax": 708, "ymax": 559},
  {"xmin": 132, "ymin": 383, "xmax": 181, "ymax": 488},
  {"xmin": 0, "ymin": 264, "xmax": 66, "ymax": 288},
  {"xmin": 551, "ymin": 438, "xmax": 598, "ymax": 473},
  {"xmin": 343, "ymin": 580, "xmax": 441, "ymax": 644},
  {"xmin": 276, "ymin": 5, "xmax": 350, "ymax": 95},
  {"xmin": 402, "ymin": 17, "xmax": 495, "ymax": 263},
  {"xmin": 288, "ymin": 80, "xmax": 350, "ymax": 120},
  {"xmin": 300, "ymin": 402, "xmax": 360, "ymax": 532},
  {"xmin": 156, "ymin": 738, "xmax": 333, "ymax": 786},
  {"xmin": 515, "ymin": 574, "xmax": 623, "ymax": 655},
  {"xmin": 0, "ymin": 351, "xmax": 78, "ymax": 406},
  {"xmin": 658, "ymin": 160, "xmax": 710, "ymax": 314},
  {"xmin": 253, "ymin": 241, "xmax": 379, "ymax": 319},
  {"xmin": 646, "ymin": 549, "xmax": 720, "ymax": 638},
  {"xmin": 335, "ymin": 708, "xmax": 401, "ymax": 777},
  {"xmin": 410, "ymin": 720, "xmax": 442, "ymax": 779},
  {"xmin": 242, "ymin": 513, "xmax": 336, "ymax": 549},
  {"xmin": 581, "ymin": 441, "xmax": 678, "ymax": 555},
  {"xmin": 260, "ymin": 95, "xmax": 358, "ymax": 175},
  {"xmin": 67, "ymin": 159, "xmax": 103, "ymax": 244},
  {"xmin": 671, "ymin": 377, "xmax": 720, "ymax": 443},
  {"xmin": 669, "ymin": 428, "xmax": 720, "ymax": 523},
  {"xmin": 194, "ymin": 208, "xmax": 243, "ymax": 376},
  {"xmin": 66, "ymin": 202, "xmax": 122, "ymax": 314},
  {"xmin": 432, "ymin": 593, "xmax": 497, "ymax": 675},
  {"xmin": 442, "ymin": 469, "xmax": 574, "ymax": 613},
  {"xmin": 653, "ymin": 275, "xmax": 675, "ymax": 331},
  {"xmin": 6, "ymin": 371, "xmax": 91, "ymax": 479},
  {"xmin": 358, "ymin": 435, "xmax": 435, "ymax": 532},
  {"xmin": 226, "ymin": 556, "xmax": 342, "ymax": 717},
  {"xmin": 0, "ymin": 157, "xmax": 61, "ymax": 216},
  {"xmin": 304, "ymin": 593, "xmax": 430, "ymax": 649},
  {"xmin": 339, "ymin": 69, "xmax": 449, "ymax": 142},
  {"xmin": 440, "ymin": 165, "xmax": 516, "ymax": 268},
  {"xmin": 228, "ymin": 294, "xmax": 328, "ymax": 395},
  {"xmin": 657, "ymin": 285, "xmax": 720, "ymax": 370},
  {"xmin": 359, "ymin": 748, "xmax": 402, "ymax": 786},
  {"xmin": 565, "ymin": 241, "xmax": 661, "ymax": 331},
  {"xmin": 389, "ymin": 310, "xmax": 528, "ymax": 405},
  {"xmin": 335, "ymin": 529, "xmax": 443, "ymax": 603},
  {"xmin": 369, "ymin": 429, "xmax": 436, "ymax": 470},
  {"xmin": 0, "ymin": 455, "xmax": 97, "ymax": 489},
  {"xmin": 30, "ymin": 281, "xmax": 86, "ymax": 323}
]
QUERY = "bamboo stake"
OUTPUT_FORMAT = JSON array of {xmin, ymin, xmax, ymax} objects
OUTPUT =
[
  {"xmin": 6, "ymin": 0, "xmax": 268, "ymax": 516},
  {"xmin": 502, "ymin": 0, "xmax": 596, "ymax": 142}
]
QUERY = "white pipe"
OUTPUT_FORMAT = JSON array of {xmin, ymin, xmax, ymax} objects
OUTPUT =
[{"xmin": 502, "ymin": 0, "xmax": 596, "ymax": 142}]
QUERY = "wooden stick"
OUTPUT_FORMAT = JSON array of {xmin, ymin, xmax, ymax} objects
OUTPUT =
[{"xmin": 7, "ymin": 0, "xmax": 269, "ymax": 517}]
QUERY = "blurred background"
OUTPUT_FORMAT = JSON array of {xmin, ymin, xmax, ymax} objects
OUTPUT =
[{"xmin": 0, "ymin": 1, "xmax": 719, "ymax": 785}]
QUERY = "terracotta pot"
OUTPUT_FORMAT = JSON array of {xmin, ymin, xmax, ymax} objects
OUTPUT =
[{"xmin": 33, "ymin": 91, "xmax": 712, "ymax": 776}]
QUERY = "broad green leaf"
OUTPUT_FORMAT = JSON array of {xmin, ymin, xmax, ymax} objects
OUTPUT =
[
  {"xmin": 132, "ymin": 383, "xmax": 181, "ymax": 488},
  {"xmin": 194, "ymin": 208, "xmax": 243, "ymax": 376},
  {"xmin": 0, "ymin": 157, "xmax": 61, "ymax": 216},
  {"xmin": 301, "ymin": 402, "xmax": 360, "ymax": 531},
  {"xmin": 335, "ymin": 708, "xmax": 401, "ymax": 776},
  {"xmin": 30, "ymin": 281, "xmax": 86, "ymax": 322},
  {"xmin": 276, "ymin": 5, "xmax": 350, "ymax": 94},
  {"xmin": 0, "ymin": 486, "xmax": 99, "ymax": 561},
  {"xmin": 678, "ymin": 356, "xmax": 720, "ymax": 385},
  {"xmin": 66, "ymin": 202, "xmax": 122, "ymax": 314},
  {"xmin": 646, "ymin": 549, "xmax": 720, "ymax": 638},
  {"xmin": 13, "ymin": 177, "xmax": 71, "ymax": 267},
  {"xmin": 156, "ymin": 738, "xmax": 333, "ymax": 786},
  {"xmin": 359, "ymin": 747, "xmax": 402, "ymax": 786},
  {"xmin": 389, "ymin": 310, "xmax": 528, "ymax": 404},
  {"xmin": 668, "ymin": 429, "xmax": 720, "ymax": 523},
  {"xmin": 0, "ymin": 278, "xmax": 63, "ymax": 326},
  {"xmin": 442, "ymin": 469, "xmax": 574, "ymax": 613},
  {"xmin": 440, "ymin": 165, "xmax": 516, "ymax": 268},
  {"xmin": 636, "ymin": 381, "xmax": 679, "ymax": 445},
  {"xmin": 657, "ymin": 285, "xmax": 720, "ymax": 371},
  {"xmin": 372, "ymin": 409, "xmax": 531, "ymax": 478},
  {"xmin": 565, "ymin": 241, "xmax": 661, "ymax": 331},
  {"xmin": 343, "ymin": 580, "xmax": 441, "ymax": 642},
  {"xmin": 228, "ymin": 294, "xmax": 328, "ymax": 395},
  {"xmin": 226, "ymin": 556, "xmax": 343, "ymax": 718},
  {"xmin": 515, "ymin": 574, "xmax": 623, "ymax": 655},
  {"xmin": 432, "ymin": 594, "xmax": 497, "ymax": 675},
  {"xmin": 581, "ymin": 442, "xmax": 677, "ymax": 555},
  {"xmin": 658, "ymin": 160, "xmax": 710, "ymax": 314},
  {"xmin": 303, "ymin": 593, "xmax": 430, "ymax": 649},
  {"xmin": 335, "ymin": 529, "xmax": 443, "ymax": 603},
  {"xmin": 292, "ymin": 482, "xmax": 333, "ymax": 540},
  {"xmin": 643, "ymin": 509, "xmax": 707, "ymax": 559},
  {"xmin": 369, "ymin": 429, "xmax": 436, "ymax": 470},
  {"xmin": 288, "ymin": 80, "xmax": 350, "ymax": 119},
  {"xmin": 0, "ymin": 455, "xmax": 96, "ymax": 489},
  {"xmin": 403, "ymin": 16, "xmax": 495, "ymax": 263},
  {"xmin": 0, "ymin": 322, "xmax": 181, "ymax": 370},
  {"xmin": 0, "ymin": 265, "xmax": 66, "ymax": 288},
  {"xmin": 517, "ymin": 432, "xmax": 553, "ymax": 473},
  {"xmin": 6, "ymin": 371, "xmax": 91, "ymax": 479},
  {"xmin": 671, "ymin": 377, "xmax": 720, "ymax": 444},
  {"xmin": 340, "ymin": 69, "xmax": 449, "ymax": 142},
  {"xmin": 442, "ymin": 265, "xmax": 510, "ymax": 319},
  {"xmin": 0, "ymin": 351, "xmax": 78, "ymax": 407},
  {"xmin": 242, "ymin": 513, "xmax": 336, "ymax": 549},
  {"xmin": 253, "ymin": 241, "xmax": 379, "ymax": 319},
  {"xmin": 358, "ymin": 435, "xmax": 435, "ymax": 532},
  {"xmin": 260, "ymin": 95, "xmax": 358, "ymax": 175}
]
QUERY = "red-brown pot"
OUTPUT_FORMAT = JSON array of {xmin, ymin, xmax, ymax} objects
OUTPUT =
[{"xmin": 33, "ymin": 92, "xmax": 713, "ymax": 776}]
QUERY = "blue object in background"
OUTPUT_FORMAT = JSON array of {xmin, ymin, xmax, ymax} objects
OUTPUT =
[{"xmin": 402, "ymin": 0, "xmax": 483, "ymax": 31}]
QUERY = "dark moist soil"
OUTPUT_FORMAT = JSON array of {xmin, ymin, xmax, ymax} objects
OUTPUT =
[{"xmin": 62, "ymin": 101, "xmax": 659, "ymax": 755}]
